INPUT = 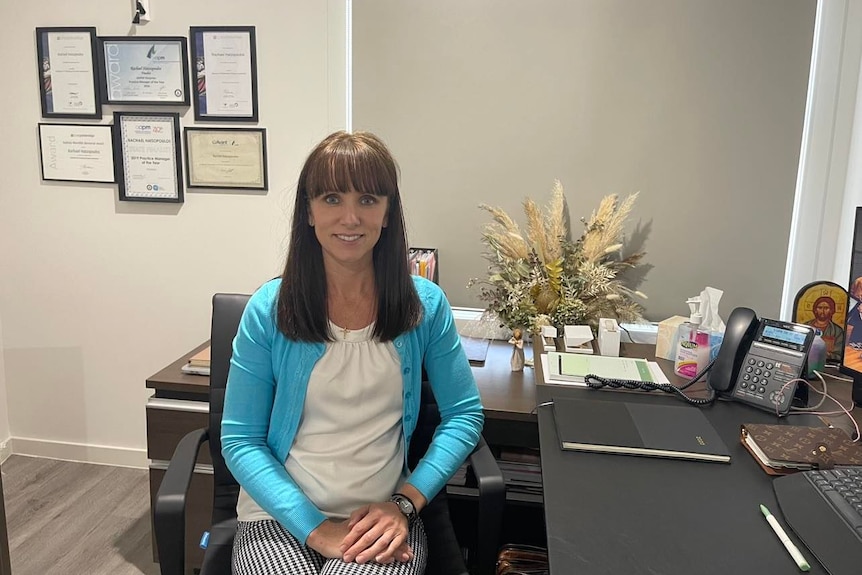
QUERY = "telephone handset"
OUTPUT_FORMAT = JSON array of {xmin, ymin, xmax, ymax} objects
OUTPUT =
[{"xmin": 707, "ymin": 307, "xmax": 815, "ymax": 415}]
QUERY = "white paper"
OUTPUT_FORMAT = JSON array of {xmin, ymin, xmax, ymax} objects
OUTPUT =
[
  {"xmin": 539, "ymin": 354, "xmax": 588, "ymax": 387},
  {"xmin": 46, "ymin": 31, "xmax": 97, "ymax": 114},
  {"xmin": 201, "ymin": 31, "xmax": 254, "ymax": 116},
  {"xmin": 39, "ymin": 124, "xmax": 114, "ymax": 183},
  {"xmin": 648, "ymin": 362, "xmax": 670, "ymax": 384},
  {"xmin": 538, "ymin": 354, "xmax": 670, "ymax": 387}
]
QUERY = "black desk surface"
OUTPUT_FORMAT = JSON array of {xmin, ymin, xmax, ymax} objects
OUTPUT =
[{"xmin": 537, "ymin": 383, "xmax": 831, "ymax": 575}]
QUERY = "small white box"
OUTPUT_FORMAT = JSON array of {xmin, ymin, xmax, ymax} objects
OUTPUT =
[
  {"xmin": 563, "ymin": 325, "xmax": 595, "ymax": 354},
  {"xmin": 597, "ymin": 318, "xmax": 621, "ymax": 357}
]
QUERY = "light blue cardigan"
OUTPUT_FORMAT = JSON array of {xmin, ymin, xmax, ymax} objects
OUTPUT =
[{"xmin": 221, "ymin": 276, "xmax": 484, "ymax": 544}]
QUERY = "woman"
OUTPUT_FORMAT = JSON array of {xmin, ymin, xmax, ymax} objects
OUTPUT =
[{"xmin": 222, "ymin": 131, "xmax": 484, "ymax": 574}]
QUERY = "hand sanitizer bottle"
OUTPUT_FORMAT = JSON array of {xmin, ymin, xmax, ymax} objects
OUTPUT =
[{"xmin": 674, "ymin": 298, "xmax": 710, "ymax": 379}]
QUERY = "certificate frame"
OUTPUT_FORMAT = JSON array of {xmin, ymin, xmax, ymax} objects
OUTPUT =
[
  {"xmin": 98, "ymin": 36, "xmax": 190, "ymax": 106},
  {"xmin": 38, "ymin": 123, "xmax": 115, "ymax": 183},
  {"xmin": 189, "ymin": 26, "xmax": 259, "ymax": 122},
  {"xmin": 35, "ymin": 27, "xmax": 101, "ymax": 119},
  {"xmin": 184, "ymin": 127, "xmax": 268, "ymax": 190},
  {"xmin": 113, "ymin": 111, "xmax": 184, "ymax": 203}
]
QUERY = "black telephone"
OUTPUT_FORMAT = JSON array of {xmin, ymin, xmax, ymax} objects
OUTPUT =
[{"xmin": 708, "ymin": 307, "xmax": 815, "ymax": 415}]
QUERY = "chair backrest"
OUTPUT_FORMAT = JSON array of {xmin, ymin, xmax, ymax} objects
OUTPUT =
[{"xmin": 208, "ymin": 293, "xmax": 250, "ymax": 520}]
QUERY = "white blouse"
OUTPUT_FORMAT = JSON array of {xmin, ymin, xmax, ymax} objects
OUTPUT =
[{"xmin": 237, "ymin": 321, "xmax": 405, "ymax": 521}]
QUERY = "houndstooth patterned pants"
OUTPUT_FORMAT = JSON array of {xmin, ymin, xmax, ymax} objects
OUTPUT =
[{"xmin": 233, "ymin": 519, "xmax": 428, "ymax": 575}]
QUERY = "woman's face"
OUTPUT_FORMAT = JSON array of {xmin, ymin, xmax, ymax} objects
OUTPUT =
[{"xmin": 308, "ymin": 189, "xmax": 388, "ymax": 271}]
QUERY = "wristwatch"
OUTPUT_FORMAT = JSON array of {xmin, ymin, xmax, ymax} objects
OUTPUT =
[{"xmin": 389, "ymin": 493, "xmax": 417, "ymax": 525}]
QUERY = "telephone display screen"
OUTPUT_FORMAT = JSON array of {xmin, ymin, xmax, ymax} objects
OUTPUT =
[
  {"xmin": 762, "ymin": 326, "xmax": 807, "ymax": 345},
  {"xmin": 758, "ymin": 322, "xmax": 811, "ymax": 353}
]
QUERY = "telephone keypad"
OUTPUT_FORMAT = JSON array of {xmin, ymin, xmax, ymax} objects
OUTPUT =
[{"xmin": 732, "ymin": 345, "xmax": 806, "ymax": 415}]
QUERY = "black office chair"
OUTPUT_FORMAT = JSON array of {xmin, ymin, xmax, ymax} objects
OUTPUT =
[{"xmin": 154, "ymin": 293, "xmax": 505, "ymax": 575}]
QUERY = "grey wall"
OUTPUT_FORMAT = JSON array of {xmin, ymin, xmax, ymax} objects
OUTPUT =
[{"xmin": 353, "ymin": 0, "xmax": 816, "ymax": 321}]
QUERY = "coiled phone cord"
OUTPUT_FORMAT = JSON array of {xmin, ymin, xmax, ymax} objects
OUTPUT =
[{"xmin": 582, "ymin": 359, "xmax": 718, "ymax": 406}]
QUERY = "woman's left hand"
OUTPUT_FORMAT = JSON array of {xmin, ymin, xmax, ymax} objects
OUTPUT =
[{"xmin": 339, "ymin": 502, "xmax": 412, "ymax": 564}]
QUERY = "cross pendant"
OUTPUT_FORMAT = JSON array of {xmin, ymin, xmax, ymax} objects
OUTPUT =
[{"xmin": 341, "ymin": 326, "xmax": 350, "ymax": 337}]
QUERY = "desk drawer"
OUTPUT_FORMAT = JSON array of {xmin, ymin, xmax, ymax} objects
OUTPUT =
[{"xmin": 146, "ymin": 397, "xmax": 211, "ymax": 464}]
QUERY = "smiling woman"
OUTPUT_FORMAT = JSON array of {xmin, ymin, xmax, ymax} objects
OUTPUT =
[{"xmin": 221, "ymin": 130, "xmax": 484, "ymax": 575}]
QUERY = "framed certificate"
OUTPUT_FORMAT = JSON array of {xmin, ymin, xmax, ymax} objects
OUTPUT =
[
  {"xmin": 190, "ymin": 26, "xmax": 259, "ymax": 122},
  {"xmin": 184, "ymin": 127, "xmax": 268, "ymax": 190},
  {"xmin": 99, "ymin": 36, "xmax": 190, "ymax": 105},
  {"xmin": 113, "ymin": 112, "xmax": 183, "ymax": 203},
  {"xmin": 38, "ymin": 123, "xmax": 115, "ymax": 183},
  {"xmin": 35, "ymin": 27, "xmax": 101, "ymax": 119}
]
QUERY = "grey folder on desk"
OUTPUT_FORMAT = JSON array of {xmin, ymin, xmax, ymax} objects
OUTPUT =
[{"xmin": 552, "ymin": 397, "xmax": 731, "ymax": 463}]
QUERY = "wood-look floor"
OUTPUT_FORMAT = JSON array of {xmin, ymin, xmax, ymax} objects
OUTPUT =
[{"xmin": 1, "ymin": 455, "xmax": 159, "ymax": 575}]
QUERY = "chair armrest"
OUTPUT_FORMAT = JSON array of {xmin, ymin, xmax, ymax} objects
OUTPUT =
[
  {"xmin": 468, "ymin": 435, "xmax": 505, "ymax": 575},
  {"xmin": 153, "ymin": 427, "xmax": 209, "ymax": 575}
]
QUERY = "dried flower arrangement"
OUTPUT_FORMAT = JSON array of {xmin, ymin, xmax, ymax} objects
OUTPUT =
[{"xmin": 468, "ymin": 181, "xmax": 647, "ymax": 335}]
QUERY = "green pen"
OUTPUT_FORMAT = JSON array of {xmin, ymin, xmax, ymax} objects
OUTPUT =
[{"xmin": 760, "ymin": 504, "xmax": 810, "ymax": 572}]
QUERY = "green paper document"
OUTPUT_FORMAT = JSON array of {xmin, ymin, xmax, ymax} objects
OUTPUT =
[{"xmin": 548, "ymin": 352, "xmax": 654, "ymax": 382}]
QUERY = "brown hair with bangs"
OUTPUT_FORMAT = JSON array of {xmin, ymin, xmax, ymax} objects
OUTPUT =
[{"xmin": 276, "ymin": 131, "xmax": 422, "ymax": 342}]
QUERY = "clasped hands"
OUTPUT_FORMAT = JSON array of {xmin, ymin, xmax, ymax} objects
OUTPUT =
[{"xmin": 307, "ymin": 501, "xmax": 414, "ymax": 565}]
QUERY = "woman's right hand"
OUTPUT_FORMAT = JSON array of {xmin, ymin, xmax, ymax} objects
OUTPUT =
[
  {"xmin": 307, "ymin": 519, "xmax": 352, "ymax": 559},
  {"xmin": 307, "ymin": 518, "xmax": 412, "ymax": 564}
]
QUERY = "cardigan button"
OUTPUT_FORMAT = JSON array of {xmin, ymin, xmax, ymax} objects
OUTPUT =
[{"xmin": 403, "ymin": 367, "xmax": 411, "ymax": 374}]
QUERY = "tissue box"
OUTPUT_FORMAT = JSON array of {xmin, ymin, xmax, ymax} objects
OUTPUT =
[{"xmin": 655, "ymin": 315, "xmax": 688, "ymax": 360}]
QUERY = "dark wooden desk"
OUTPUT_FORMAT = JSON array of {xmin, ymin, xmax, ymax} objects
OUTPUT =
[{"xmin": 534, "ymin": 344, "xmax": 853, "ymax": 575}]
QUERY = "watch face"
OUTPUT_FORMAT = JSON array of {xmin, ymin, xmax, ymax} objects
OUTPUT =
[{"xmin": 391, "ymin": 494, "xmax": 415, "ymax": 518}]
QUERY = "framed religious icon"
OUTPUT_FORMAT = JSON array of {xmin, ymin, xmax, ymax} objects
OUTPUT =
[
  {"xmin": 184, "ymin": 127, "xmax": 268, "ymax": 190},
  {"xmin": 792, "ymin": 281, "xmax": 848, "ymax": 363},
  {"xmin": 113, "ymin": 111, "xmax": 183, "ymax": 203},
  {"xmin": 189, "ymin": 26, "xmax": 259, "ymax": 122},
  {"xmin": 98, "ymin": 36, "xmax": 190, "ymax": 105},
  {"xmin": 35, "ymin": 27, "xmax": 101, "ymax": 119}
]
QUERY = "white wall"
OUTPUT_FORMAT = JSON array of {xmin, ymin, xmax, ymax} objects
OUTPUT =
[{"xmin": 0, "ymin": 0, "xmax": 346, "ymax": 466}]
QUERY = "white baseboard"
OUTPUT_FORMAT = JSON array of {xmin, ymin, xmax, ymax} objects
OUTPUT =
[{"xmin": 10, "ymin": 437, "xmax": 148, "ymax": 469}]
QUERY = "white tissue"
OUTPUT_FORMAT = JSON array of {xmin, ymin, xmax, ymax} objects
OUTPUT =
[{"xmin": 698, "ymin": 286, "xmax": 725, "ymax": 333}]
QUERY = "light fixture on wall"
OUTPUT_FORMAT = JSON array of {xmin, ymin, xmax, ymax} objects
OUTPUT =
[{"xmin": 132, "ymin": 0, "xmax": 150, "ymax": 24}]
